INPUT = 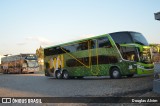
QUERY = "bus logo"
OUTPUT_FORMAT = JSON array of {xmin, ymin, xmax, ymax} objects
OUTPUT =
[{"xmin": 2, "ymin": 98, "xmax": 11, "ymax": 103}]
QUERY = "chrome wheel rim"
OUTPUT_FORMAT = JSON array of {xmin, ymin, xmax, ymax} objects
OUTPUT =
[{"xmin": 113, "ymin": 70, "xmax": 119, "ymax": 77}]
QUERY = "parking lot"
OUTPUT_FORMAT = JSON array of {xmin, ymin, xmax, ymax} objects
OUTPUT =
[{"xmin": 0, "ymin": 73, "xmax": 154, "ymax": 97}]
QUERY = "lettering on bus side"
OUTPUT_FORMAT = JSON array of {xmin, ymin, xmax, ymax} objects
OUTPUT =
[{"xmin": 47, "ymin": 55, "xmax": 64, "ymax": 73}]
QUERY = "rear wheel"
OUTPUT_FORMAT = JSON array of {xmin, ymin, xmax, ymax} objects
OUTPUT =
[
  {"xmin": 3, "ymin": 70, "xmax": 7, "ymax": 74},
  {"xmin": 110, "ymin": 67, "xmax": 121, "ymax": 79},
  {"xmin": 55, "ymin": 70, "xmax": 62, "ymax": 79},
  {"xmin": 19, "ymin": 69, "xmax": 22, "ymax": 74},
  {"xmin": 4, "ymin": 70, "xmax": 9, "ymax": 74}
]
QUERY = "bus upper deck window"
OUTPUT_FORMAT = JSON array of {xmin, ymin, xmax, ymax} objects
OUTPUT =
[{"xmin": 98, "ymin": 37, "xmax": 112, "ymax": 48}]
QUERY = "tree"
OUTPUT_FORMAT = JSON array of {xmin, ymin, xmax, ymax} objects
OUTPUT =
[{"xmin": 36, "ymin": 46, "xmax": 44, "ymax": 59}]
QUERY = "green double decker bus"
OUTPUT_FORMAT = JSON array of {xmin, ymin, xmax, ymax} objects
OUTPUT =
[{"xmin": 44, "ymin": 31, "xmax": 154, "ymax": 79}]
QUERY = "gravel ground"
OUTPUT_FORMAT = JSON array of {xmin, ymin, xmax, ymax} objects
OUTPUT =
[{"xmin": 0, "ymin": 63, "xmax": 160, "ymax": 106}]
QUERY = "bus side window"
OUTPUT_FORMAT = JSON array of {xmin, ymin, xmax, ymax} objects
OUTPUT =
[
  {"xmin": 77, "ymin": 41, "xmax": 88, "ymax": 51},
  {"xmin": 98, "ymin": 37, "xmax": 112, "ymax": 48},
  {"xmin": 90, "ymin": 40, "xmax": 96, "ymax": 49}
]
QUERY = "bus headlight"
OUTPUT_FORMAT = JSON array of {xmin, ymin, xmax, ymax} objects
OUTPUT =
[
  {"xmin": 137, "ymin": 65, "xmax": 144, "ymax": 69},
  {"xmin": 128, "ymin": 65, "xmax": 133, "ymax": 69}
]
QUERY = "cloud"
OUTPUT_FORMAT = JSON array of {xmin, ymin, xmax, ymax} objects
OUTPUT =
[
  {"xmin": 17, "ymin": 34, "xmax": 95, "ymax": 47},
  {"xmin": 16, "ymin": 36, "xmax": 54, "ymax": 47},
  {"xmin": 25, "ymin": 36, "xmax": 54, "ymax": 46},
  {"xmin": 78, "ymin": 34, "xmax": 95, "ymax": 39},
  {"xmin": 16, "ymin": 42, "xmax": 27, "ymax": 45}
]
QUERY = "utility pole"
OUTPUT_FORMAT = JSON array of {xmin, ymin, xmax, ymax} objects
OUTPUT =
[{"xmin": 153, "ymin": 11, "xmax": 160, "ymax": 94}]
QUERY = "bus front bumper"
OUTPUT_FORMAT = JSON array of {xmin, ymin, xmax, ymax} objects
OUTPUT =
[{"xmin": 137, "ymin": 67, "xmax": 154, "ymax": 75}]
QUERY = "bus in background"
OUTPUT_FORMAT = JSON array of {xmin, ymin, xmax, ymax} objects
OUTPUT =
[
  {"xmin": 1, "ymin": 54, "xmax": 39, "ymax": 74},
  {"xmin": 110, "ymin": 31, "xmax": 154, "ymax": 75},
  {"xmin": 43, "ymin": 31, "xmax": 144, "ymax": 79}
]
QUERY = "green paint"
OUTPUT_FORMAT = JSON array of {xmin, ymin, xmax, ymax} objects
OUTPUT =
[{"xmin": 44, "ymin": 31, "xmax": 154, "ymax": 78}]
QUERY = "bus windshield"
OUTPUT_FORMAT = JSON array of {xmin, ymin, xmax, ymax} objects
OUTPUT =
[
  {"xmin": 27, "ymin": 60, "xmax": 39, "ymax": 68},
  {"xmin": 110, "ymin": 31, "xmax": 149, "ymax": 46},
  {"xmin": 130, "ymin": 32, "xmax": 149, "ymax": 46},
  {"xmin": 120, "ymin": 46, "xmax": 152, "ymax": 63},
  {"xmin": 120, "ymin": 46, "xmax": 139, "ymax": 62}
]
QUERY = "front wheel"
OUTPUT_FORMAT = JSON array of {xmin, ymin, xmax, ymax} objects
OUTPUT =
[{"xmin": 110, "ymin": 67, "xmax": 121, "ymax": 79}]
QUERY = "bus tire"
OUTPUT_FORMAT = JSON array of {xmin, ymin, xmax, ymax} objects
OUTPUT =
[
  {"xmin": 3, "ymin": 70, "xmax": 6, "ymax": 74},
  {"xmin": 19, "ymin": 69, "xmax": 22, "ymax": 74},
  {"xmin": 55, "ymin": 70, "xmax": 62, "ymax": 79},
  {"xmin": 127, "ymin": 74, "xmax": 134, "ymax": 78},
  {"xmin": 62, "ymin": 70, "xmax": 69, "ymax": 79},
  {"xmin": 110, "ymin": 67, "xmax": 121, "ymax": 79},
  {"xmin": 5, "ymin": 70, "xmax": 9, "ymax": 74},
  {"xmin": 154, "ymin": 73, "xmax": 159, "ymax": 79}
]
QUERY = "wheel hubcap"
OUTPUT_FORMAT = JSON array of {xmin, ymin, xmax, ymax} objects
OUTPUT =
[
  {"xmin": 57, "ymin": 72, "xmax": 61, "ymax": 78},
  {"xmin": 64, "ymin": 73, "xmax": 68, "ymax": 79},
  {"xmin": 113, "ymin": 70, "xmax": 119, "ymax": 77}
]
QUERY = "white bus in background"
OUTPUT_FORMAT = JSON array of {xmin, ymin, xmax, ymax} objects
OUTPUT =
[
  {"xmin": 0, "ymin": 55, "xmax": 5, "ymax": 73},
  {"xmin": 1, "ymin": 54, "xmax": 39, "ymax": 74}
]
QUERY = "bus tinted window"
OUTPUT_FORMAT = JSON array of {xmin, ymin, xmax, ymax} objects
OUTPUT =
[
  {"xmin": 76, "ymin": 41, "xmax": 88, "ymax": 51},
  {"xmin": 62, "ymin": 44, "xmax": 77, "ymax": 53},
  {"xmin": 110, "ymin": 32, "xmax": 132, "ymax": 44},
  {"xmin": 44, "ymin": 47, "xmax": 65, "ymax": 56},
  {"xmin": 90, "ymin": 40, "xmax": 96, "ymax": 49},
  {"xmin": 98, "ymin": 37, "xmax": 112, "ymax": 48},
  {"xmin": 130, "ymin": 32, "xmax": 149, "ymax": 46},
  {"xmin": 120, "ymin": 47, "xmax": 138, "ymax": 61},
  {"xmin": 62, "ymin": 41, "xmax": 88, "ymax": 53},
  {"xmin": 66, "ymin": 55, "xmax": 118, "ymax": 67}
]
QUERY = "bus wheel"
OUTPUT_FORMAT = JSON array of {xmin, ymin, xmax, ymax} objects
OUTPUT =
[
  {"xmin": 6, "ymin": 70, "xmax": 9, "ymax": 74},
  {"xmin": 55, "ymin": 70, "xmax": 62, "ymax": 79},
  {"xmin": 62, "ymin": 71, "xmax": 69, "ymax": 79},
  {"xmin": 154, "ymin": 73, "xmax": 159, "ymax": 79},
  {"xmin": 3, "ymin": 70, "xmax": 6, "ymax": 74},
  {"xmin": 19, "ymin": 70, "xmax": 22, "ymax": 74},
  {"xmin": 110, "ymin": 67, "xmax": 121, "ymax": 79},
  {"xmin": 127, "ymin": 74, "xmax": 134, "ymax": 78}
]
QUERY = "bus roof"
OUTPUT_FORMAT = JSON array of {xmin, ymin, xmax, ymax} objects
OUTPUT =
[
  {"xmin": 44, "ymin": 31, "xmax": 139, "ymax": 49},
  {"xmin": 44, "ymin": 33, "xmax": 109, "ymax": 49},
  {"xmin": 108, "ymin": 31, "xmax": 139, "ymax": 35}
]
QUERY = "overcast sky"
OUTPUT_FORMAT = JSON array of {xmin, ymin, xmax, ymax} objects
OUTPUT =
[{"xmin": 0, "ymin": 0, "xmax": 160, "ymax": 55}]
